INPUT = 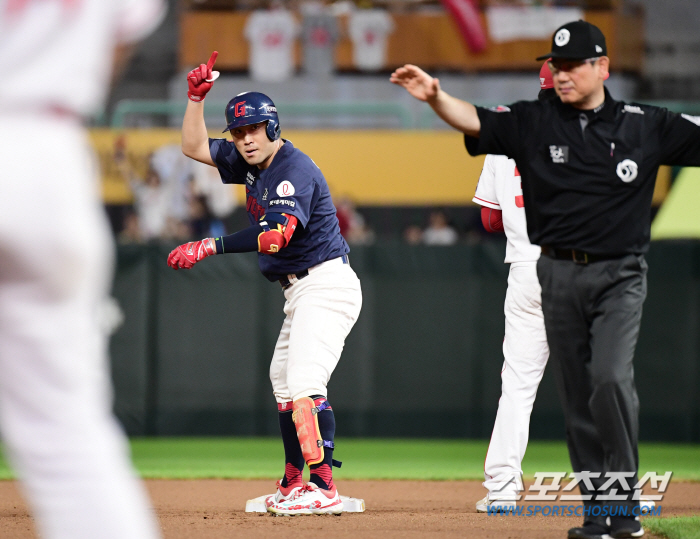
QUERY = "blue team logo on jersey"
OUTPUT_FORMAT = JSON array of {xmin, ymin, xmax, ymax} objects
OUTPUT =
[{"xmin": 246, "ymin": 172, "xmax": 256, "ymax": 185}]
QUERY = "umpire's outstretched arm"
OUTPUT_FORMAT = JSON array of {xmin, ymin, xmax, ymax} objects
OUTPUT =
[{"xmin": 390, "ymin": 64, "xmax": 481, "ymax": 137}]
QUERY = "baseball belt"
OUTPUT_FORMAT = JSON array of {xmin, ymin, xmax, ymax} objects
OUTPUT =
[
  {"xmin": 540, "ymin": 245, "xmax": 627, "ymax": 265},
  {"xmin": 279, "ymin": 254, "xmax": 349, "ymax": 289}
]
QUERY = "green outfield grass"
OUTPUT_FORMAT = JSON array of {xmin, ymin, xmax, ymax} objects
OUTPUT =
[
  {"xmin": 644, "ymin": 516, "xmax": 700, "ymax": 539},
  {"xmin": 0, "ymin": 439, "xmax": 698, "ymax": 480}
]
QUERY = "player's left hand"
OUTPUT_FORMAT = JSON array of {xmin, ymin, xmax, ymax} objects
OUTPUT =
[{"xmin": 167, "ymin": 239, "xmax": 216, "ymax": 270}]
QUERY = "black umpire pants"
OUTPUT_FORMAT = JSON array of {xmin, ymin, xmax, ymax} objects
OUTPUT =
[{"xmin": 537, "ymin": 253, "xmax": 647, "ymax": 515}]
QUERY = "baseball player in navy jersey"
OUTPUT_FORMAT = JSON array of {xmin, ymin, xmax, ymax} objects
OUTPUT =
[
  {"xmin": 473, "ymin": 63, "xmax": 554, "ymax": 513},
  {"xmin": 169, "ymin": 52, "xmax": 362, "ymax": 516}
]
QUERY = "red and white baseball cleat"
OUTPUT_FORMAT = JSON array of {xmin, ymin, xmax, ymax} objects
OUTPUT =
[
  {"xmin": 264, "ymin": 480, "xmax": 304, "ymax": 508},
  {"xmin": 267, "ymin": 482, "xmax": 343, "ymax": 516}
]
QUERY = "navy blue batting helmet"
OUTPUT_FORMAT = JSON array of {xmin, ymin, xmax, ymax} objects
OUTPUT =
[{"xmin": 223, "ymin": 91, "xmax": 280, "ymax": 141}]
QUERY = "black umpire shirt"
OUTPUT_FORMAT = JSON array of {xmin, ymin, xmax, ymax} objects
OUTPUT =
[{"xmin": 465, "ymin": 88, "xmax": 700, "ymax": 255}]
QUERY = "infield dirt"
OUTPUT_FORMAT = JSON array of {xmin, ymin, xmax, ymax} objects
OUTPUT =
[{"xmin": 1, "ymin": 479, "xmax": 698, "ymax": 538}]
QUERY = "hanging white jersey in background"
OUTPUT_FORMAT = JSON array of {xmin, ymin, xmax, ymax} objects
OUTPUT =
[
  {"xmin": 245, "ymin": 9, "xmax": 298, "ymax": 82},
  {"xmin": 348, "ymin": 9, "xmax": 393, "ymax": 71}
]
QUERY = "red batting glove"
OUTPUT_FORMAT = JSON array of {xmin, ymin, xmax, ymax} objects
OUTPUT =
[
  {"xmin": 187, "ymin": 51, "xmax": 220, "ymax": 102},
  {"xmin": 167, "ymin": 238, "xmax": 216, "ymax": 270}
]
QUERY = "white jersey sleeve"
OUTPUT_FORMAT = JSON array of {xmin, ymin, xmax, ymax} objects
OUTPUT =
[
  {"xmin": 473, "ymin": 154, "xmax": 501, "ymax": 210},
  {"xmin": 473, "ymin": 154, "xmax": 541, "ymax": 263}
]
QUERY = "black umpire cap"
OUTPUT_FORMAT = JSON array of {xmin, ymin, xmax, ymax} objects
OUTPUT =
[{"xmin": 536, "ymin": 20, "xmax": 607, "ymax": 61}]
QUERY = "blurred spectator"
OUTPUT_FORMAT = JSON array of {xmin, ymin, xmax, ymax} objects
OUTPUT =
[
  {"xmin": 149, "ymin": 143, "xmax": 195, "ymax": 223},
  {"xmin": 349, "ymin": 222, "xmax": 375, "ymax": 245},
  {"xmin": 190, "ymin": 159, "xmax": 238, "ymax": 221},
  {"xmin": 422, "ymin": 210, "xmax": 459, "ymax": 245},
  {"xmin": 404, "ymin": 225, "xmax": 424, "ymax": 245},
  {"xmin": 117, "ymin": 209, "xmax": 143, "ymax": 244},
  {"xmin": 114, "ymin": 141, "xmax": 238, "ymax": 243},
  {"xmin": 335, "ymin": 199, "xmax": 351, "ymax": 237},
  {"xmin": 189, "ymin": 194, "xmax": 227, "ymax": 239},
  {"xmin": 163, "ymin": 216, "xmax": 192, "ymax": 243},
  {"xmin": 116, "ymin": 151, "xmax": 173, "ymax": 241},
  {"xmin": 335, "ymin": 197, "xmax": 375, "ymax": 245}
]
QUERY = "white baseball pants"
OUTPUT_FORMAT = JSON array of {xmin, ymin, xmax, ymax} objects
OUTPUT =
[
  {"xmin": 0, "ymin": 116, "xmax": 160, "ymax": 539},
  {"xmin": 483, "ymin": 261, "xmax": 549, "ymax": 497},
  {"xmin": 270, "ymin": 257, "xmax": 362, "ymax": 402}
]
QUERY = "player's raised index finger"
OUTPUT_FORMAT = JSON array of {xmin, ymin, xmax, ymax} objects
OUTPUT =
[{"xmin": 206, "ymin": 51, "xmax": 219, "ymax": 70}]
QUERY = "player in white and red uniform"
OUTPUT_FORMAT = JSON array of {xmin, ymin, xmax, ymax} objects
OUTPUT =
[
  {"xmin": 0, "ymin": 2, "xmax": 165, "ymax": 538},
  {"xmin": 472, "ymin": 63, "xmax": 554, "ymax": 512}
]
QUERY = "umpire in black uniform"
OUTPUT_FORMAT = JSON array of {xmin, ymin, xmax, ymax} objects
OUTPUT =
[{"xmin": 392, "ymin": 19, "xmax": 700, "ymax": 539}]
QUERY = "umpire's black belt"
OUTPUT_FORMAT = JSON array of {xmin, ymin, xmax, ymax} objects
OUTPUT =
[
  {"xmin": 279, "ymin": 255, "xmax": 349, "ymax": 289},
  {"xmin": 541, "ymin": 246, "xmax": 627, "ymax": 265}
]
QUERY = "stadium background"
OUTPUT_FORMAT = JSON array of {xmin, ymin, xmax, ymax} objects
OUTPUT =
[
  {"xmin": 0, "ymin": 4, "xmax": 700, "ymax": 539},
  {"xmin": 2, "ymin": 2, "xmax": 700, "ymax": 538},
  {"xmin": 94, "ymin": 0, "xmax": 700, "ymax": 444}
]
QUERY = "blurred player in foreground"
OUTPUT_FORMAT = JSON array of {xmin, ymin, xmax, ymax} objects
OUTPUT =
[
  {"xmin": 472, "ymin": 63, "xmax": 554, "ymax": 513},
  {"xmin": 168, "ymin": 52, "xmax": 362, "ymax": 516},
  {"xmin": 0, "ymin": 1, "xmax": 165, "ymax": 538}
]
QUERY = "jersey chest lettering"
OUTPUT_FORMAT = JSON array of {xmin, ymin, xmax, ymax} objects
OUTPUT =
[{"xmin": 245, "ymin": 188, "xmax": 266, "ymax": 220}]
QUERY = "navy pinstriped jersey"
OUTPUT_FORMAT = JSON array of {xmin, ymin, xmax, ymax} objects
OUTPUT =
[{"xmin": 209, "ymin": 138, "xmax": 349, "ymax": 281}]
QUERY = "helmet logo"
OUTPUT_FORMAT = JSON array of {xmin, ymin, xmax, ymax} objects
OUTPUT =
[{"xmin": 223, "ymin": 93, "xmax": 279, "ymax": 137}]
